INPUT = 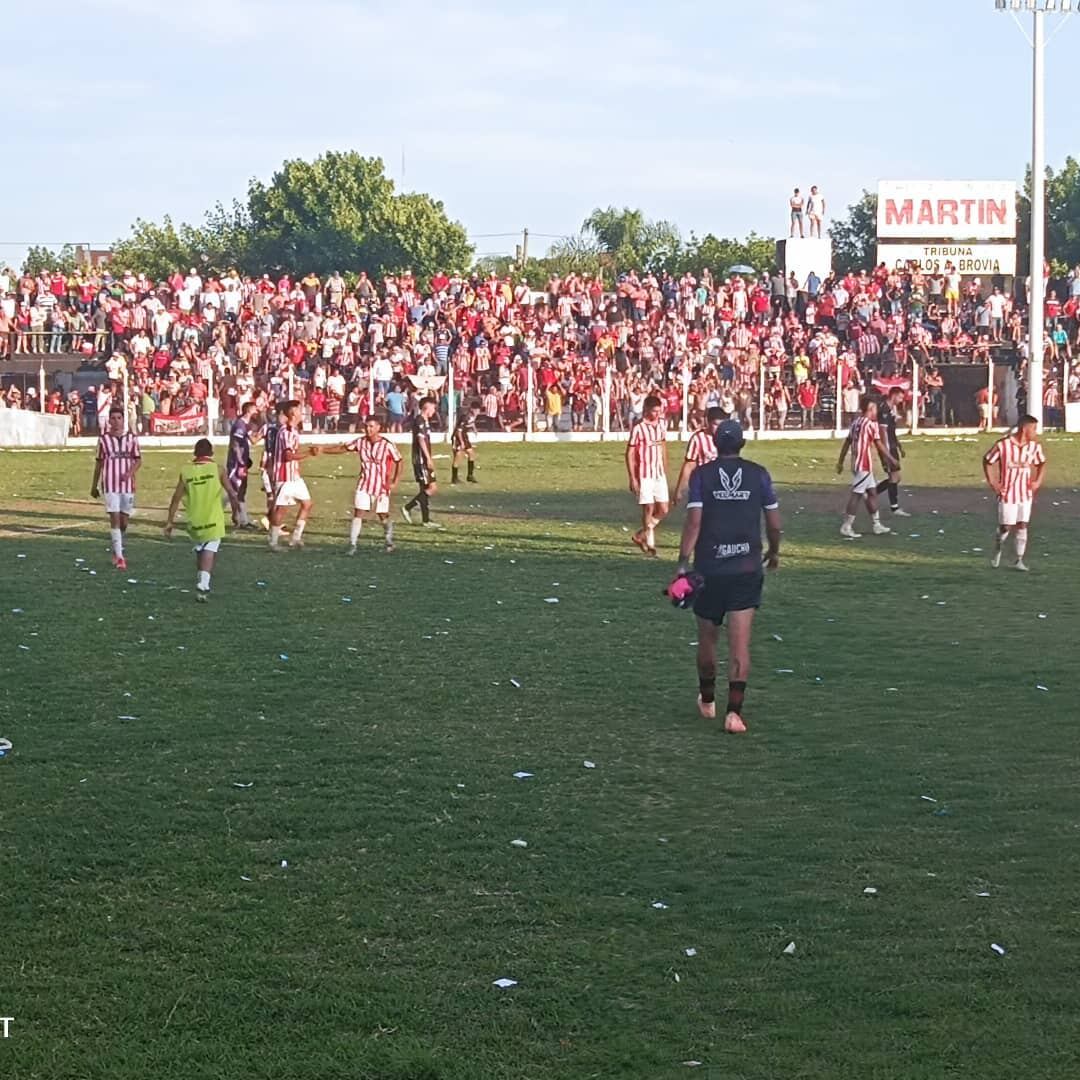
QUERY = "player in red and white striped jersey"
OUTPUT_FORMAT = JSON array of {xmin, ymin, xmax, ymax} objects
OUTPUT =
[
  {"xmin": 90, "ymin": 409, "xmax": 141, "ymax": 570},
  {"xmin": 625, "ymin": 394, "xmax": 670, "ymax": 556},
  {"xmin": 983, "ymin": 415, "xmax": 1046, "ymax": 571},
  {"xmin": 323, "ymin": 415, "xmax": 403, "ymax": 553},
  {"xmin": 674, "ymin": 406, "xmax": 724, "ymax": 503},
  {"xmin": 268, "ymin": 400, "xmax": 320, "ymax": 551},
  {"xmin": 836, "ymin": 396, "xmax": 897, "ymax": 539}
]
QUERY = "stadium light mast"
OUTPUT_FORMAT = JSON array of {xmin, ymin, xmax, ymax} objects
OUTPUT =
[{"xmin": 995, "ymin": 0, "xmax": 1075, "ymax": 430}]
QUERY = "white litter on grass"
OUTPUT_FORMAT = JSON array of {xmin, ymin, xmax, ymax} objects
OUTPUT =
[
  {"xmin": 583, "ymin": 760, "xmax": 596, "ymax": 769},
  {"xmin": 11, "ymin": 608, "xmax": 23, "ymax": 614},
  {"xmin": 79, "ymin": 778, "xmax": 87, "ymax": 783},
  {"xmin": 909, "ymin": 533, "xmax": 921, "ymax": 538},
  {"xmin": 456, "ymin": 783, "xmax": 465, "ymax": 789},
  {"xmin": 991, "ymin": 943, "xmax": 1006, "ymax": 956},
  {"xmin": 973, "ymin": 547, "xmax": 983, "ymax": 553},
  {"xmin": 512, "ymin": 771, "xmax": 533, "ymax": 780},
  {"xmin": 341, "ymin": 597, "xmax": 352, "ymax": 603},
  {"xmin": 280, "ymin": 860, "xmax": 288, "ymax": 870},
  {"xmin": 279, "ymin": 654, "xmax": 289, "ymax": 661},
  {"xmin": 17, "ymin": 645, "xmax": 30, "ymax": 651},
  {"xmin": 863, "ymin": 887, "xmax": 878, "ymax": 895},
  {"xmin": 16, "ymin": 554, "xmax": 26, "ymax": 559},
  {"xmin": 117, "ymin": 715, "xmax": 138, "ymax": 721},
  {"xmin": 444, "ymin": 559, "xmax": 454, "ymax": 565},
  {"xmin": 976, "ymin": 891, "xmax": 991, "ymax": 897},
  {"xmin": 543, "ymin": 597, "xmax": 559, "ymax": 604},
  {"xmin": 772, "ymin": 633, "xmax": 783, "ymax": 641},
  {"xmin": 256, "ymin": 581, "xmax": 267, "ymax": 587},
  {"xmin": 885, "ymin": 687, "xmax": 899, "ymax": 692},
  {"xmin": 1036, "ymin": 684, "xmax": 1049, "ymax": 692},
  {"xmin": 921, "ymin": 594, "xmax": 930, "ymax": 600},
  {"xmin": 682, "ymin": 1062, "xmax": 703, "ymax": 1068},
  {"xmin": 232, "ymin": 782, "xmax": 254, "ymax": 789},
  {"xmin": 509, "ymin": 678, "xmax": 521, "ymax": 689},
  {"xmin": 127, "ymin": 578, "xmax": 138, "ymax": 584},
  {"xmin": 936, "ymin": 601, "xmax": 947, "ymax": 606},
  {"xmin": 673, "ymin": 973, "xmax": 681, "ymax": 983},
  {"xmin": 89, "ymin": 571, "xmax": 97, "ymax": 576},
  {"xmin": 75, "ymin": 558, "xmax": 85, "ymax": 564},
  {"xmin": 684, "ymin": 948, "xmax": 697, "ymax": 957},
  {"xmin": 775, "ymin": 668, "xmax": 795, "ymax": 674},
  {"xmin": 782, "ymin": 941, "xmax": 797, "ymax": 955},
  {"xmin": 651, "ymin": 901, "xmax": 669, "ymax": 910},
  {"xmin": 1037, "ymin": 613, "xmax": 1048, "ymax": 619},
  {"xmin": 920, "ymin": 795, "xmax": 938, "ymax": 803},
  {"xmin": 510, "ymin": 839, "xmax": 528, "ymax": 848},
  {"xmin": 492, "ymin": 979, "xmax": 517, "ymax": 989},
  {"xmin": 240, "ymin": 875, "xmax": 253, "ymax": 882}
]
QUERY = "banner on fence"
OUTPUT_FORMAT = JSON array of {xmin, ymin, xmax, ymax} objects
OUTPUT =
[{"xmin": 149, "ymin": 408, "xmax": 207, "ymax": 435}]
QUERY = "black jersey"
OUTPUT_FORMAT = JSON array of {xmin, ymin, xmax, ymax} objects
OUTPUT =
[{"xmin": 411, "ymin": 414, "xmax": 432, "ymax": 467}]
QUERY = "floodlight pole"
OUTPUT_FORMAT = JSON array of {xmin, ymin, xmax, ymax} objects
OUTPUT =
[{"xmin": 1029, "ymin": 7, "xmax": 1046, "ymax": 430}]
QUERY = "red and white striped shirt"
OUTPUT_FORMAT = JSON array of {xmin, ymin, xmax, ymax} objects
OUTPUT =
[
  {"xmin": 849, "ymin": 416, "xmax": 880, "ymax": 473},
  {"xmin": 277, "ymin": 427, "xmax": 300, "ymax": 483},
  {"xmin": 96, "ymin": 432, "xmax": 141, "ymax": 493},
  {"xmin": 985, "ymin": 435, "xmax": 1045, "ymax": 503},
  {"xmin": 629, "ymin": 419, "xmax": 668, "ymax": 479},
  {"xmin": 684, "ymin": 428, "xmax": 717, "ymax": 466},
  {"xmin": 347, "ymin": 435, "xmax": 401, "ymax": 496}
]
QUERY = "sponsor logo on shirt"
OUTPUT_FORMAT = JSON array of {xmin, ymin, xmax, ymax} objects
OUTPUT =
[{"xmin": 710, "ymin": 468, "xmax": 751, "ymax": 501}]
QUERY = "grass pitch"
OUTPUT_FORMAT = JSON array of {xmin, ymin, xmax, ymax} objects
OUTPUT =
[{"xmin": 3, "ymin": 437, "xmax": 1080, "ymax": 1080}]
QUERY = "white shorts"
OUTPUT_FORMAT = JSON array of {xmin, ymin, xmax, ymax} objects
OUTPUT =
[
  {"xmin": 638, "ymin": 476, "xmax": 670, "ymax": 506},
  {"xmin": 104, "ymin": 492, "xmax": 135, "ymax": 515},
  {"xmin": 998, "ymin": 499, "xmax": 1032, "ymax": 526},
  {"xmin": 275, "ymin": 479, "xmax": 311, "ymax": 507},
  {"xmin": 354, "ymin": 489, "xmax": 390, "ymax": 515},
  {"xmin": 851, "ymin": 470, "xmax": 877, "ymax": 496},
  {"xmin": 194, "ymin": 539, "xmax": 222, "ymax": 554}
]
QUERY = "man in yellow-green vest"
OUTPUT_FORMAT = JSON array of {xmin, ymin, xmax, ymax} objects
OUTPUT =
[{"xmin": 164, "ymin": 439, "xmax": 240, "ymax": 602}]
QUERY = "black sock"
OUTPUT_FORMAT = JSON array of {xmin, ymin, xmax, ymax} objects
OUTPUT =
[
  {"xmin": 727, "ymin": 680, "xmax": 747, "ymax": 716},
  {"xmin": 418, "ymin": 489, "xmax": 430, "ymax": 523},
  {"xmin": 452, "ymin": 467, "xmax": 459, "ymax": 483},
  {"xmin": 875, "ymin": 478, "xmax": 890, "ymax": 495},
  {"xmin": 888, "ymin": 482, "xmax": 899, "ymax": 510},
  {"xmin": 467, "ymin": 459, "xmax": 475, "ymax": 479},
  {"xmin": 699, "ymin": 676, "xmax": 716, "ymax": 704},
  {"xmin": 404, "ymin": 494, "xmax": 417, "ymax": 511}
]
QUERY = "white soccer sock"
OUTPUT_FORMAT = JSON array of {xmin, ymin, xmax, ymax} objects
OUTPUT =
[
  {"xmin": 384, "ymin": 521, "xmax": 394, "ymax": 545},
  {"xmin": 110, "ymin": 528, "xmax": 123, "ymax": 557},
  {"xmin": 871, "ymin": 510, "xmax": 881, "ymax": 525},
  {"xmin": 1015, "ymin": 526, "xmax": 1028, "ymax": 560},
  {"xmin": 197, "ymin": 570, "xmax": 211, "ymax": 591},
  {"xmin": 290, "ymin": 519, "xmax": 307, "ymax": 543},
  {"xmin": 645, "ymin": 525, "xmax": 656, "ymax": 547},
  {"xmin": 994, "ymin": 528, "xmax": 1007, "ymax": 551},
  {"xmin": 349, "ymin": 518, "xmax": 363, "ymax": 545},
  {"xmin": 238, "ymin": 502, "xmax": 250, "ymax": 525},
  {"xmin": 269, "ymin": 526, "xmax": 282, "ymax": 547}
]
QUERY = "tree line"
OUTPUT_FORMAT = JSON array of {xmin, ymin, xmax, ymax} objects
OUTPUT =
[{"xmin": 19, "ymin": 150, "xmax": 1080, "ymax": 283}]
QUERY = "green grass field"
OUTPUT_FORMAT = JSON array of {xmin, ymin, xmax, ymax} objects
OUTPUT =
[{"xmin": 3, "ymin": 437, "xmax": 1080, "ymax": 1080}]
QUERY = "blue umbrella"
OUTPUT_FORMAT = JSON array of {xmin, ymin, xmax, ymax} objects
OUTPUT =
[{"xmin": 727, "ymin": 264, "xmax": 756, "ymax": 275}]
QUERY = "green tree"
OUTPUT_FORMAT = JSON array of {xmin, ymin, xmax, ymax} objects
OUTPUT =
[
  {"xmin": 581, "ymin": 206, "xmax": 682, "ymax": 274},
  {"xmin": 22, "ymin": 244, "xmax": 79, "ymax": 276},
  {"xmin": 1017, "ymin": 157, "xmax": 1080, "ymax": 275},
  {"xmin": 110, "ymin": 216, "xmax": 208, "ymax": 280},
  {"xmin": 674, "ymin": 231, "xmax": 777, "ymax": 278},
  {"xmin": 829, "ymin": 190, "xmax": 877, "ymax": 275}
]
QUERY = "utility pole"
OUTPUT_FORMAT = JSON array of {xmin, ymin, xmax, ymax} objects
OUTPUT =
[{"xmin": 521, "ymin": 228, "xmax": 529, "ymax": 266}]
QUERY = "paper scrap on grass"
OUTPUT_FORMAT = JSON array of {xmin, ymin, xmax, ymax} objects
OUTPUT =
[
  {"xmin": 232, "ymin": 782, "xmax": 253, "ymax": 789},
  {"xmin": 512, "ymin": 771, "xmax": 533, "ymax": 780},
  {"xmin": 976, "ymin": 891, "xmax": 991, "ymax": 897},
  {"xmin": 279, "ymin": 654, "xmax": 289, "ymax": 661},
  {"xmin": 280, "ymin": 860, "xmax": 288, "ymax": 869},
  {"xmin": 1036, "ymin": 684, "xmax": 1049, "ymax": 692},
  {"xmin": 772, "ymin": 633, "xmax": 783, "ymax": 641},
  {"xmin": 682, "ymin": 1062, "xmax": 703, "ymax": 1068},
  {"xmin": 1037, "ymin": 613, "xmax": 1048, "ymax": 619},
  {"xmin": 11, "ymin": 608, "xmax": 23, "ymax": 614},
  {"xmin": 510, "ymin": 839, "xmax": 528, "ymax": 848},
  {"xmin": 651, "ymin": 901, "xmax": 669, "ymax": 910},
  {"xmin": 117, "ymin": 715, "xmax": 138, "ymax": 721},
  {"xmin": 782, "ymin": 941, "xmax": 797, "ymax": 955},
  {"xmin": 240, "ymin": 875, "xmax": 253, "ymax": 882},
  {"xmin": 863, "ymin": 887, "xmax": 878, "ymax": 895},
  {"xmin": 991, "ymin": 943, "xmax": 1006, "ymax": 956},
  {"xmin": 775, "ymin": 668, "xmax": 794, "ymax": 674},
  {"xmin": 492, "ymin": 978, "xmax": 517, "ymax": 989},
  {"xmin": 583, "ymin": 760, "xmax": 596, "ymax": 769},
  {"xmin": 684, "ymin": 948, "xmax": 697, "ymax": 957},
  {"xmin": 673, "ymin": 973, "xmax": 681, "ymax": 983},
  {"xmin": 920, "ymin": 795, "xmax": 938, "ymax": 803},
  {"xmin": 509, "ymin": 678, "xmax": 521, "ymax": 689},
  {"xmin": 543, "ymin": 597, "xmax": 559, "ymax": 604}
]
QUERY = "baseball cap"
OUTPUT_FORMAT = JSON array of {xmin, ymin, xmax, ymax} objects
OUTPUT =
[{"xmin": 714, "ymin": 419, "xmax": 745, "ymax": 453}]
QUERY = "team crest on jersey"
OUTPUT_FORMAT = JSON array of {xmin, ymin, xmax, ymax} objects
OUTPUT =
[{"xmin": 712, "ymin": 467, "xmax": 750, "ymax": 501}]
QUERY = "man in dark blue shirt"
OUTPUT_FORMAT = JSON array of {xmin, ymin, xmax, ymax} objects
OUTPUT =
[
  {"xmin": 677, "ymin": 420, "xmax": 782, "ymax": 733},
  {"xmin": 227, "ymin": 401, "xmax": 258, "ymax": 528}
]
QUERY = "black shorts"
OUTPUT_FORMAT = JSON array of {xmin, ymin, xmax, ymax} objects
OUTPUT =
[
  {"xmin": 413, "ymin": 464, "xmax": 435, "ymax": 486},
  {"xmin": 692, "ymin": 571, "xmax": 764, "ymax": 625}
]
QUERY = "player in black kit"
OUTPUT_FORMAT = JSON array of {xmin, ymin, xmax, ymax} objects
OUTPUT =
[
  {"xmin": 674, "ymin": 420, "xmax": 782, "ymax": 734},
  {"xmin": 227, "ymin": 401, "xmax": 259, "ymax": 528},
  {"xmin": 402, "ymin": 397, "xmax": 440, "ymax": 526},
  {"xmin": 451, "ymin": 400, "xmax": 481, "ymax": 484},
  {"xmin": 875, "ymin": 385, "xmax": 910, "ymax": 517}
]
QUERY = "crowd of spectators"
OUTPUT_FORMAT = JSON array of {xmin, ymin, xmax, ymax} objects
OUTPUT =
[{"xmin": 1, "ymin": 259, "xmax": 1079, "ymax": 435}]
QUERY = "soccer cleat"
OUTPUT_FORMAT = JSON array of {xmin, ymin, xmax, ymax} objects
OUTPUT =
[
  {"xmin": 697, "ymin": 694, "xmax": 716, "ymax": 720},
  {"xmin": 288, "ymin": 539, "xmax": 305, "ymax": 550},
  {"xmin": 1014, "ymin": 560, "xmax": 1030, "ymax": 572},
  {"xmin": 724, "ymin": 712, "xmax": 748, "ymax": 734},
  {"xmin": 400, "ymin": 506, "xmax": 413, "ymax": 525},
  {"xmin": 840, "ymin": 523, "xmax": 862, "ymax": 539},
  {"xmin": 259, "ymin": 515, "xmax": 270, "ymax": 531},
  {"xmin": 195, "ymin": 591, "xmax": 209, "ymax": 604},
  {"xmin": 384, "ymin": 543, "xmax": 394, "ymax": 554},
  {"xmin": 467, "ymin": 476, "xmax": 478, "ymax": 484},
  {"xmin": 990, "ymin": 550, "xmax": 1002, "ymax": 568},
  {"xmin": 346, "ymin": 545, "xmax": 357, "ymax": 556},
  {"xmin": 115, "ymin": 556, "xmax": 127, "ymax": 570},
  {"xmin": 631, "ymin": 530, "xmax": 649, "ymax": 553},
  {"xmin": 422, "ymin": 520, "xmax": 442, "ymax": 528},
  {"xmin": 871, "ymin": 522, "xmax": 891, "ymax": 536},
  {"xmin": 892, "ymin": 507, "xmax": 912, "ymax": 517}
]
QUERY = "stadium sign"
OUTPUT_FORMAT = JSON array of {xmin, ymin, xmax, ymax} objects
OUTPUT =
[
  {"xmin": 877, "ymin": 180, "xmax": 1016, "ymax": 240},
  {"xmin": 876, "ymin": 242, "xmax": 1016, "ymax": 276}
]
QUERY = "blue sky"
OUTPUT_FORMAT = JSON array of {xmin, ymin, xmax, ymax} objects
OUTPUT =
[{"xmin": 4, "ymin": 0, "xmax": 1078, "ymax": 270}]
